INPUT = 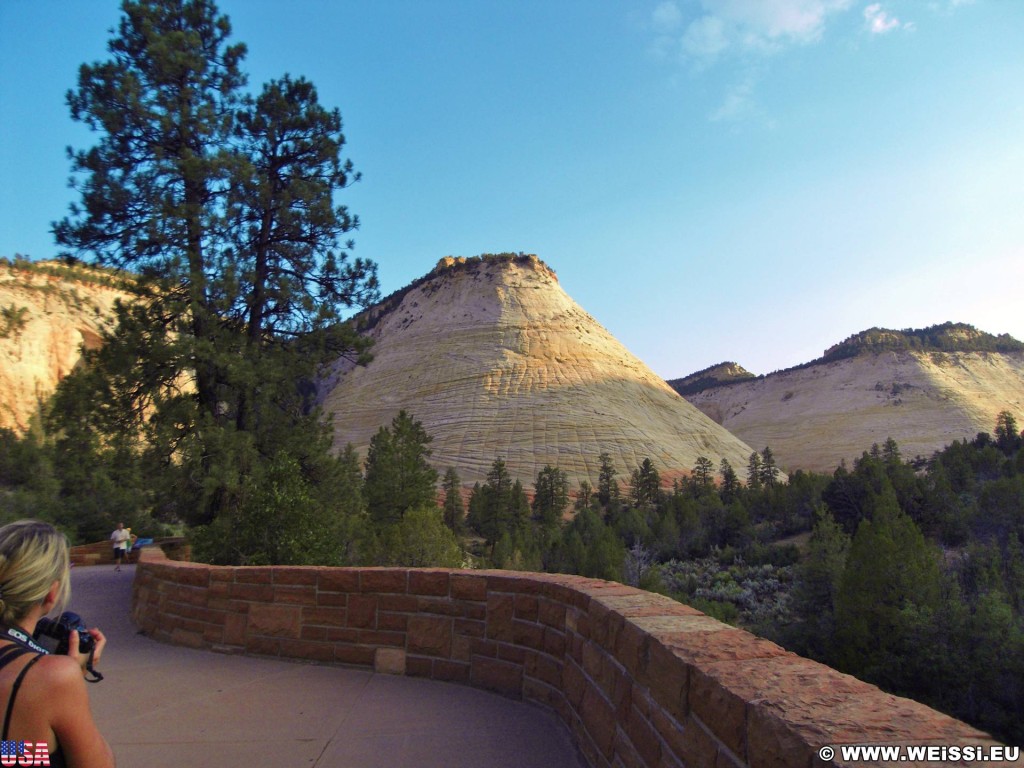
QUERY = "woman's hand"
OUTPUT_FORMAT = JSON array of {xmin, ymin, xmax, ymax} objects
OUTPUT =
[{"xmin": 67, "ymin": 627, "xmax": 106, "ymax": 675}]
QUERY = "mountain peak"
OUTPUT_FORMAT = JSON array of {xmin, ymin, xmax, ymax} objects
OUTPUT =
[
  {"xmin": 323, "ymin": 255, "xmax": 755, "ymax": 485},
  {"xmin": 432, "ymin": 252, "xmax": 556, "ymax": 282},
  {"xmin": 668, "ymin": 362, "xmax": 756, "ymax": 396}
]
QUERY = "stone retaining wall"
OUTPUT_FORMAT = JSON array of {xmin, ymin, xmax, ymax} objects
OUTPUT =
[
  {"xmin": 131, "ymin": 548, "xmax": 1001, "ymax": 768},
  {"xmin": 70, "ymin": 537, "xmax": 188, "ymax": 567},
  {"xmin": 70, "ymin": 539, "xmax": 117, "ymax": 567}
]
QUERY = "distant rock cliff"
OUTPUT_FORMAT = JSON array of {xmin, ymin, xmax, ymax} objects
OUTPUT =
[
  {"xmin": 320, "ymin": 254, "xmax": 757, "ymax": 486},
  {"xmin": 0, "ymin": 259, "xmax": 128, "ymax": 432},
  {"xmin": 677, "ymin": 324, "xmax": 1024, "ymax": 472}
]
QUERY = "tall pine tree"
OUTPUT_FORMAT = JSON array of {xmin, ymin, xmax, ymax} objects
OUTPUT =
[{"xmin": 51, "ymin": 0, "xmax": 378, "ymax": 544}]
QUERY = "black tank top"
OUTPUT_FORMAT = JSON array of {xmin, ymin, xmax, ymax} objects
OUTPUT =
[{"xmin": 0, "ymin": 642, "xmax": 68, "ymax": 768}]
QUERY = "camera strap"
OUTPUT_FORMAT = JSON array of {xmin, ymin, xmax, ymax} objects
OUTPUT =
[
  {"xmin": 0, "ymin": 625, "xmax": 103, "ymax": 683},
  {"xmin": 84, "ymin": 649, "xmax": 103, "ymax": 683},
  {"xmin": 1, "ymin": 625, "xmax": 49, "ymax": 655}
]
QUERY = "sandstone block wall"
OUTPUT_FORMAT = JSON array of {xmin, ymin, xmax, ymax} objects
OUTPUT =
[
  {"xmin": 131, "ymin": 548, "xmax": 1000, "ymax": 768},
  {"xmin": 70, "ymin": 537, "xmax": 189, "ymax": 567},
  {"xmin": 70, "ymin": 540, "xmax": 117, "ymax": 567}
]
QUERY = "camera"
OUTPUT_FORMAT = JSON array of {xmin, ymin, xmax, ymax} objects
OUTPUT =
[{"xmin": 32, "ymin": 611, "xmax": 95, "ymax": 656}]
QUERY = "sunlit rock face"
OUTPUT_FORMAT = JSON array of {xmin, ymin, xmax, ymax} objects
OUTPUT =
[
  {"xmin": 320, "ymin": 254, "xmax": 756, "ymax": 487},
  {"xmin": 681, "ymin": 349, "xmax": 1024, "ymax": 473},
  {"xmin": 0, "ymin": 261, "xmax": 127, "ymax": 433}
]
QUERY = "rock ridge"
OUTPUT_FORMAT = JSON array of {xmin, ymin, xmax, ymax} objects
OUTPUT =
[
  {"xmin": 0, "ymin": 259, "xmax": 131, "ymax": 432},
  {"xmin": 681, "ymin": 345, "xmax": 1024, "ymax": 472}
]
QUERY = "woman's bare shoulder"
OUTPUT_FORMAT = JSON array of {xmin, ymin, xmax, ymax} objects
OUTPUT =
[{"xmin": 29, "ymin": 654, "xmax": 88, "ymax": 694}]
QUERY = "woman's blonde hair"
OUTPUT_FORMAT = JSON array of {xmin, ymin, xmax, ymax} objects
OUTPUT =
[{"xmin": 0, "ymin": 520, "xmax": 71, "ymax": 626}]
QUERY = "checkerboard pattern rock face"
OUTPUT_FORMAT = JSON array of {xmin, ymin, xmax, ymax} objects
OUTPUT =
[
  {"xmin": 133, "ymin": 548, "xmax": 1001, "ymax": 768},
  {"xmin": 319, "ymin": 254, "xmax": 757, "ymax": 488}
]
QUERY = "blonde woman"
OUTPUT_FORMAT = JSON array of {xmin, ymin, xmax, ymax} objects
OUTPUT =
[{"xmin": 0, "ymin": 520, "xmax": 114, "ymax": 768}]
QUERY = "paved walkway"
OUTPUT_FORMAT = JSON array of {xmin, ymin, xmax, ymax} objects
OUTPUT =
[{"xmin": 74, "ymin": 564, "xmax": 585, "ymax": 768}]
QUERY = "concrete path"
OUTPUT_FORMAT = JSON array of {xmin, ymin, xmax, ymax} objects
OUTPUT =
[{"xmin": 72, "ymin": 564, "xmax": 585, "ymax": 768}]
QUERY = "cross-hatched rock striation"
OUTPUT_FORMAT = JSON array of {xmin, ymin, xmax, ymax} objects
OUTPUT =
[{"xmin": 321, "ymin": 255, "xmax": 756, "ymax": 486}]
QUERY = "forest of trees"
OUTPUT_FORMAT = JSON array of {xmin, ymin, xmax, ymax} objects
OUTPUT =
[{"xmin": 3, "ymin": 409, "xmax": 1022, "ymax": 741}]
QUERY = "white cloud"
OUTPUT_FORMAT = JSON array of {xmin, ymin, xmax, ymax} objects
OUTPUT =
[
  {"xmin": 666, "ymin": 0, "xmax": 854, "ymax": 63},
  {"xmin": 652, "ymin": 0, "xmax": 684, "ymax": 32},
  {"xmin": 710, "ymin": 78, "xmax": 757, "ymax": 122},
  {"xmin": 864, "ymin": 3, "xmax": 904, "ymax": 34},
  {"xmin": 682, "ymin": 15, "xmax": 729, "ymax": 59}
]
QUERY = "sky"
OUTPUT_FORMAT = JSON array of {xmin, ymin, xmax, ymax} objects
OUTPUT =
[{"xmin": 2, "ymin": 1, "xmax": 1023, "ymax": 378}]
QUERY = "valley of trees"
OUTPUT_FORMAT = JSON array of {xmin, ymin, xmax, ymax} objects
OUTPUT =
[{"xmin": 3, "ymin": 409, "xmax": 1023, "ymax": 742}]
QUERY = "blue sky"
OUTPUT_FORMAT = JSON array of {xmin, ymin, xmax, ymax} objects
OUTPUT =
[{"xmin": 2, "ymin": 1, "xmax": 1022, "ymax": 377}]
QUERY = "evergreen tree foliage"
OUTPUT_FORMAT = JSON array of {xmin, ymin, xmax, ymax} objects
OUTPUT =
[
  {"xmin": 363, "ymin": 410, "xmax": 438, "ymax": 526},
  {"xmin": 759, "ymin": 446, "xmax": 780, "ymax": 488},
  {"xmin": 49, "ymin": 0, "xmax": 378, "ymax": 549},
  {"xmin": 746, "ymin": 451, "xmax": 763, "ymax": 490},
  {"xmin": 833, "ymin": 482, "xmax": 941, "ymax": 680},
  {"xmin": 718, "ymin": 458, "xmax": 740, "ymax": 503},
  {"xmin": 995, "ymin": 410, "xmax": 1021, "ymax": 453},
  {"xmin": 190, "ymin": 450, "xmax": 356, "ymax": 565},
  {"xmin": 442, "ymin": 467, "xmax": 465, "ymax": 533},
  {"xmin": 574, "ymin": 480, "xmax": 594, "ymax": 512},
  {"xmin": 532, "ymin": 465, "xmax": 569, "ymax": 531},
  {"xmin": 597, "ymin": 452, "xmax": 619, "ymax": 508},
  {"xmin": 882, "ymin": 436, "xmax": 902, "ymax": 465},
  {"xmin": 788, "ymin": 509, "xmax": 851, "ymax": 658},
  {"xmin": 375, "ymin": 505, "xmax": 462, "ymax": 568},
  {"xmin": 549, "ymin": 507, "xmax": 625, "ymax": 581},
  {"xmin": 466, "ymin": 458, "xmax": 528, "ymax": 547},
  {"xmin": 630, "ymin": 458, "xmax": 660, "ymax": 507},
  {"xmin": 693, "ymin": 456, "xmax": 714, "ymax": 487}
]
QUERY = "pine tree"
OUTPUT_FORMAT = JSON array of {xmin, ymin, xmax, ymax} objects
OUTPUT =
[
  {"xmin": 994, "ymin": 411, "xmax": 1021, "ymax": 453},
  {"xmin": 759, "ymin": 446, "xmax": 780, "ymax": 488},
  {"xmin": 833, "ymin": 482, "xmax": 941, "ymax": 678},
  {"xmin": 377, "ymin": 506, "xmax": 462, "ymax": 568},
  {"xmin": 790, "ymin": 509, "xmax": 851, "ymax": 658},
  {"xmin": 50, "ymin": 0, "xmax": 378, "ymax": 539},
  {"xmin": 630, "ymin": 458, "xmax": 661, "ymax": 507},
  {"xmin": 693, "ymin": 456, "xmax": 714, "ymax": 488},
  {"xmin": 442, "ymin": 467, "xmax": 465, "ymax": 533},
  {"xmin": 468, "ymin": 458, "xmax": 512, "ymax": 546},
  {"xmin": 719, "ymin": 458, "xmax": 740, "ymax": 503},
  {"xmin": 746, "ymin": 451, "xmax": 763, "ymax": 490},
  {"xmin": 882, "ymin": 437, "xmax": 902, "ymax": 465},
  {"xmin": 363, "ymin": 410, "xmax": 439, "ymax": 525},
  {"xmin": 574, "ymin": 480, "xmax": 594, "ymax": 512},
  {"xmin": 533, "ymin": 465, "xmax": 569, "ymax": 531},
  {"xmin": 597, "ymin": 452, "xmax": 619, "ymax": 508}
]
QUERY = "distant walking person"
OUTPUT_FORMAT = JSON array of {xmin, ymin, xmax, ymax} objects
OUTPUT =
[{"xmin": 110, "ymin": 523, "xmax": 130, "ymax": 572}]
